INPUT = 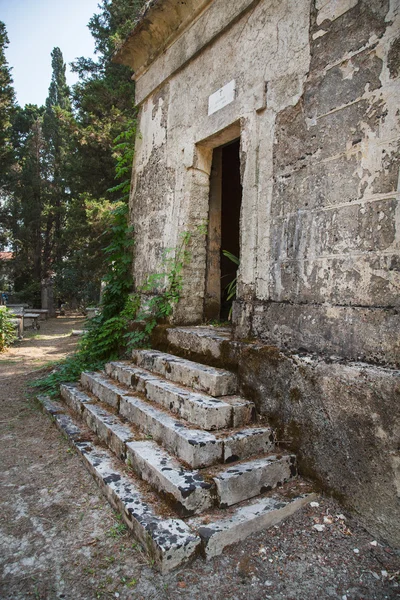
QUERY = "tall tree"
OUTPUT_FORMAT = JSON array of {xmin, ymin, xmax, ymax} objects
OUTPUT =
[
  {"xmin": 51, "ymin": 0, "xmax": 146, "ymax": 306},
  {"xmin": 0, "ymin": 21, "xmax": 16, "ymax": 183},
  {"xmin": 42, "ymin": 47, "xmax": 72, "ymax": 272},
  {"xmin": 5, "ymin": 104, "xmax": 46, "ymax": 305},
  {"xmin": 1, "ymin": 2, "xmax": 146, "ymax": 307}
]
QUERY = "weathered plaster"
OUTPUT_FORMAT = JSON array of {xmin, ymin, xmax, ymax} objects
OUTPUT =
[{"xmin": 130, "ymin": 0, "xmax": 312, "ymax": 321}]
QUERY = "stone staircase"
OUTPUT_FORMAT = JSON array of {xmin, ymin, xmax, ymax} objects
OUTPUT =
[{"xmin": 37, "ymin": 326, "xmax": 316, "ymax": 573}]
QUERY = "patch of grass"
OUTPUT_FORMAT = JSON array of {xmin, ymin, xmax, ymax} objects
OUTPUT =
[
  {"xmin": 0, "ymin": 358, "xmax": 21, "ymax": 365},
  {"xmin": 107, "ymin": 521, "xmax": 127, "ymax": 538}
]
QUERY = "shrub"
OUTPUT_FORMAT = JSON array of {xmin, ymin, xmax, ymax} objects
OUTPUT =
[{"xmin": 0, "ymin": 307, "xmax": 17, "ymax": 351}]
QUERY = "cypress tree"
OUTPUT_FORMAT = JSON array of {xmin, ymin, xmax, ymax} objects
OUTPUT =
[
  {"xmin": 42, "ymin": 47, "xmax": 72, "ymax": 272},
  {"xmin": 0, "ymin": 21, "xmax": 16, "ymax": 186}
]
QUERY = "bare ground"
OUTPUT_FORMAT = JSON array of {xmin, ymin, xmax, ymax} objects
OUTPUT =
[{"xmin": 0, "ymin": 316, "xmax": 399, "ymax": 600}]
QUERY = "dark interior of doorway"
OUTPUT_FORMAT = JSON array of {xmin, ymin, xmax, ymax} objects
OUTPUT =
[{"xmin": 220, "ymin": 139, "xmax": 242, "ymax": 321}]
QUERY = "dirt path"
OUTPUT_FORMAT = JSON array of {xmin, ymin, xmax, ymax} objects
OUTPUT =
[{"xmin": 0, "ymin": 317, "xmax": 399, "ymax": 600}]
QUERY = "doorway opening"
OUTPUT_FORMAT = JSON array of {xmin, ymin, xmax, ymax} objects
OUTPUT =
[{"xmin": 205, "ymin": 138, "xmax": 242, "ymax": 321}]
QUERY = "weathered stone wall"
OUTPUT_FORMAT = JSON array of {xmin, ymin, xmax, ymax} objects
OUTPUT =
[
  {"xmin": 131, "ymin": 0, "xmax": 312, "ymax": 321},
  {"xmin": 234, "ymin": 0, "xmax": 400, "ymax": 368},
  {"xmin": 238, "ymin": 347, "xmax": 400, "ymax": 548},
  {"xmin": 131, "ymin": 0, "xmax": 400, "ymax": 366},
  {"xmin": 127, "ymin": 0, "xmax": 400, "ymax": 546}
]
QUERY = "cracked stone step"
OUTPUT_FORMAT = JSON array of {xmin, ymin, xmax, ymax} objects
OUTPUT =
[
  {"xmin": 223, "ymin": 428, "xmax": 275, "ymax": 463},
  {"xmin": 126, "ymin": 440, "xmax": 214, "ymax": 516},
  {"xmin": 213, "ymin": 454, "xmax": 297, "ymax": 508},
  {"xmin": 119, "ymin": 394, "xmax": 223, "ymax": 468},
  {"xmin": 61, "ymin": 383, "xmax": 137, "ymax": 461},
  {"xmin": 105, "ymin": 361, "xmax": 253, "ymax": 430},
  {"xmin": 167, "ymin": 326, "xmax": 232, "ymax": 361},
  {"xmin": 190, "ymin": 492, "xmax": 316, "ymax": 559},
  {"xmin": 79, "ymin": 372, "xmax": 274, "ymax": 468},
  {"xmin": 37, "ymin": 395, "xmax": 201, "ymax": 573},
  {"xmin": 131, "ymin": 349, "xmax": 237, "ymax": 397},
  {"xmin": 61, "ymin": 384, "xmax": 215, "ymax": 514},
  {"xmin": 81, "ymin": 371, "xmax": 125, "ymax": 410}
]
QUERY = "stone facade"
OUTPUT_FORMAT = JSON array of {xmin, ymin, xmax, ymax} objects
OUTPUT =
[{"xmin": 116, "ymin": 0, "xmax": 400, "ymax": 546}]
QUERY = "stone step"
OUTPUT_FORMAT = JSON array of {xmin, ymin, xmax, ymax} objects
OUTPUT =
[
  {"xmin": 61, "ymin": 383, "xmax": 137, "ymax": 461},
  {"xmin": 81, "ymin": 371, "xmax": 124, "ymax": 409},
  {"xmin": 80, "ymin": 372, "xmax": 273, "ymax": 468},
  {"xmin": 190, "ymin": 490, "xmax": 316, "ymax": 559},
  {"xmin": 119, "ymin": 393, "xmax": 224, "ymax": 468},
  {"xmin": 61, "ymin": 385, "xmax": 286, "ymax": 514},
  {"xmin": 61, "ymin": 384, "xmax": 214, "ymax": 515},
  {"xmin": 223, "ymin": 428, "xmax": 275, "ymax": 463},
  {"xmin": 213, "ymin": 454, "xmax": 297, "ymax": 508},
  {"xmin": 120, "ymin": 393, "xmax": 274, "ymax": 469},
  {"xmin": 131, "ymin": 349, "xmax": 237, "ymax": 397},
  {"xmin": 126, "ymin": 440, "xmax": 214, "ymax": 516},
  {"xmin": 37, "ymin": 395, "xmax": 201, "ymax": 572},
  {"xmin": 80, "ymin": 371, "xmax": 223, "ymax": 468},
  {"xmin": 38, "ymin": 394, "xmax": 315, "ymax": 567},
  {"xmin": 105, "ymin": 361, "xmax": 253, "ymax": 430},
  {"xmin": 166, "ymin": 326, "xmax": 232, "ymax": 363}
]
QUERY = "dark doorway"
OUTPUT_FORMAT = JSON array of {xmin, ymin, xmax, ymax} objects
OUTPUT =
[
  {"xmin": 204, "ymin": 138, "xmax": 242, "ymax": 321},
  {"xmin": 220, "ymin": 139, "xmax": 242, "ymax": 320}
]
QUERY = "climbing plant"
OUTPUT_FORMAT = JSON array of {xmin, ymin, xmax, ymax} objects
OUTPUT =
[{"xmin": 33, "ymin": 114, "xmax": 206, "ymax": 395}]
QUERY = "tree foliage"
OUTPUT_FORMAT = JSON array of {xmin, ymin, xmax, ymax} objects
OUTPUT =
[
  {"xmin": 0, "ymin": 21, "xmax": 16, "ymax": 182},
  {"xmin": 1, "ymin": 1, "xmax": 146, "ymax": 307}
]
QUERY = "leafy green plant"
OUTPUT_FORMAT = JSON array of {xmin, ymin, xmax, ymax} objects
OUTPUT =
[
  {"xmin": 0, "ymin": 306, "xmax": 17, "ymax": 351},
  {"xmin": 222, "ymin": 250, "xmax": 239, "ymax": 319},
  {"xmin": 124, "ymin": 228, "xmax": 196, "ymax": 350}
]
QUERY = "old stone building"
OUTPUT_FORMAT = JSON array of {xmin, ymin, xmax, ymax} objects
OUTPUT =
[{"xmin": 114, "ymin": 0, "xmax": 400, "ymax": 547}]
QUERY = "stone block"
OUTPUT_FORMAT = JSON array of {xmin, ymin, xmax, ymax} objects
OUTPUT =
[
  {"xmin": 60, "ymin": 383, "xmax": 93, "ymax": 415},
  {"xmin": 166, "ymin": 326, "xmax": 232, "ymax": 360},
  {"xmin": 126, "ymin": 440, "xmax": 214, "ymax": 515},
  {"xmin": 144, "ymin": 378, "xmax": 233, "ymax": 430},
  {"xmin": 131, "ymin": 349, "xmax": 238, "ymax": 397},
  {"xmin": 223, "ymin": 428, "xmax": 275, "ymax": 463},
  {"xmin": 250, "ymin": 301, "xmax": 400, "ymax": 367},
  {"xmin": 214, "ymin": 454, "xmax": 296, "ymax": 507},
  {"xmin": 310, "ymin": 0, "xmax": 389, "ymax": 73},
  {"xmin": 80, "ymin": 372, "xmax": 124, "ymax": 410},
  {"xmin": 82, "ymin": 402, "xmax": 135, "ymax": 461},
  {"xmin": 119, "ymin": 395, "xmax": 223, "ymax": 468},
  {"xmin": 193, "ymin": 493, "xmax": 315, "ymax": 559},
  {"xmin": 105, "ymin": 361, "xmax": 158, "ymax": 391}
]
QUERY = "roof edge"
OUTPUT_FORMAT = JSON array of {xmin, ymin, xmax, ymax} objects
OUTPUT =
[{"xmin": 113, "ymin": 0, "xmax": 213, "ymax": 77}]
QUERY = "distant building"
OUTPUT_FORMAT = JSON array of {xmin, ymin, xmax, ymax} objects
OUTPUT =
[{"xmin": 116, "ymin": 0, "xmax": 400, "ymax": 546}]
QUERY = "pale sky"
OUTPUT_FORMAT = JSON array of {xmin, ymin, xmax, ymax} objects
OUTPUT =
[{"xmin": 0, "ymin": 0, "xmax": 100, "ymax": 107}]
